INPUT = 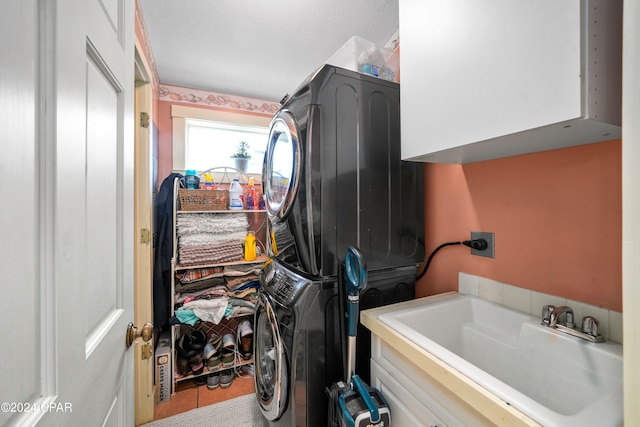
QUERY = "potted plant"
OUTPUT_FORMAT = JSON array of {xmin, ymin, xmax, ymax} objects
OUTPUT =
[{"xmin": 231, "ymin": 141, "xmax": 251, "ymax": 172}]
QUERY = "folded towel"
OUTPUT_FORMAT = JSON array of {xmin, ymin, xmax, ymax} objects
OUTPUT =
[
  {"xmin": 178, "ymin": 240, "xmax": 244, "ymax": 266},
  {"xmin": 177, "ymin": 213, "xmax": 248, "ymax": 235}
]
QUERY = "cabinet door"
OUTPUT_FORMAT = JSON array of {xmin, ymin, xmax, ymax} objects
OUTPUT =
[
  {"xmin": 399, "ymin": 0, "xmax": 621, "ymax": 163},
  {"xmin": 371, "ymin": 360, "xmax": 446, "ymax": 427}
]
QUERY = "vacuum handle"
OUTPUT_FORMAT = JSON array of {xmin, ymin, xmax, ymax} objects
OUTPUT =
[
  {"xmin": 352, "ymin": 375, "xmax": 380, "ymax": 423},
  {"xmin": 347, "ymin": 296, "xmax": 359, "ymax": 337}
]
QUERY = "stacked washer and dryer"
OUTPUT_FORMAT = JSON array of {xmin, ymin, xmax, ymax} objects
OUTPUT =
[{"xmin": 254, "ymin": 64, "xmax": 424, "ymax": 426}]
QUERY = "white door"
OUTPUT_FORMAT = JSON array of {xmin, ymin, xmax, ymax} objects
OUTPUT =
[{"xmin": 0, "ymin": 0, "xmax": 136, "ymax": 426}]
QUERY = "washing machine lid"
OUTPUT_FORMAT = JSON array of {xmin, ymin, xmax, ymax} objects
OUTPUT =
[{"xmin": 263, "ymin": 109, "xmax": 302, "ymax": 221}]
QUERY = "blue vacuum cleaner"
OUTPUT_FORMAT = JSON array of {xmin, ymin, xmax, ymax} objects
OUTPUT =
[{"xmin": 330, "ymin": 247, "xmax": 391, "ymax": 427}]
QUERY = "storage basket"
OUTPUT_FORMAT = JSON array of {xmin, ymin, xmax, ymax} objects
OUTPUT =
[{"xmin": 178, "ymin": 189, "xmax": 228, "ymax": 211}]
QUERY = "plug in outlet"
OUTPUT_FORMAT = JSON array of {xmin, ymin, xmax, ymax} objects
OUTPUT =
[{"xmin": 471, "ymin": 231, "xmax": 495, "ymax": 258}]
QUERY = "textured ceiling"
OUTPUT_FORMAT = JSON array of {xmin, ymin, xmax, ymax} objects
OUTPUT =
[{"xmin": 138, "ymin": 0, "xmax": 399, "ymax": 102}]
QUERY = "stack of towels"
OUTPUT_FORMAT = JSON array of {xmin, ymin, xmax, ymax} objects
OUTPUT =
[{"xmin": 177, "ymin": 213, "xmax": 248, "ymax": 266}]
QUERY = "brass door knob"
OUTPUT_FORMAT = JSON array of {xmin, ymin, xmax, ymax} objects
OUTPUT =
[{"xmin": 126, "ymin": 322, "xmax": 153, "ymax": 348}]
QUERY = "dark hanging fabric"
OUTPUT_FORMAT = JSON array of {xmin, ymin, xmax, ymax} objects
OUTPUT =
[{"xmin": 153, "ymin": 172, "xmax": 183, "ymax": 330}]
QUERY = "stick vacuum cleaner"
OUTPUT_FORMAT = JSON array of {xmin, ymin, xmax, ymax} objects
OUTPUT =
[{"xmin": 329, "ymin": 247, "xmax": 391, "ymax": 427}]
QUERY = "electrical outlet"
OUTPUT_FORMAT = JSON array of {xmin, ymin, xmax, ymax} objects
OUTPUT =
[{"xmin": 471, "ymin": 231, "xmax": 495, "ymax": 258}]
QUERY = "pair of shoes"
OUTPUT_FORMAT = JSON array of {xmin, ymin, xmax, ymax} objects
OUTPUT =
[
  {"xmin": 221, "ymin": 334, "xmax": 236, "ymax": 368},
  {"xmin": 219, "ymin": 369, "xmax": 234, "ymax": 388},
  {"xmin": 207, "ymin": 372, "xmax": 220, "ymax": 390},
  {"xmin": 204, "ymin": 334, "xmax": 222, "ymax": 370},
  {"xmin": 176, "ymin": 329, "xmax": 207, "ymax": 376},
  {"xmin": 238, "ymin": 320, "xmax": 253, "ymax": 360}
]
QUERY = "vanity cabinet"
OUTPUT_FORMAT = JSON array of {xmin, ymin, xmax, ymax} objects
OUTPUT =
[{"xmin": 399, "ymin": 0, "xmax": 622, "ymax": 164}]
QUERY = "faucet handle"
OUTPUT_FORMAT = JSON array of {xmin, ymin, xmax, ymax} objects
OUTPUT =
[
  {"xmin": 564, "ymin": 311, "xmax": 576, "ymax": 329},
  {"xmin": 541, "ymin": 305, "xmax": 556, "ymax": 325},
  {"xmin": 582, "ymin": 316, "xmax": 600, "ymax": 337}
]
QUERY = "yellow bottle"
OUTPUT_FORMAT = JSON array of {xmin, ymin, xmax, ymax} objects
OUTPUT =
[{"xmin": 244, "ymin": 231, "xmax": 257, "ymax": 261}]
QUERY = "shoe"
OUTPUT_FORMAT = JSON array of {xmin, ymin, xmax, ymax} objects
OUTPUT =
[
  {"xmin": 176, "ymin": 333, "xmax": 199, "ymax": 376},
  {"xmin": 176, "ymin": 334, "xmax": 199, "ymax": 359},
  {"xmin": 189, "ymin": 330, "xmax": 207, "ymax": 350},
  {"xmin": 238, "ymin": 320, "xmax": 253, "ymax": 360},
  {"xmin": 204, "ymin": 334, "xmax": 222, "ymax": 359},
  {"xmin": 219, "ymin": 369, "xmax": 234, "ymax": 388},
  {"xmin": 203, "ymin": 342, "xmax": 216, "ymax": 360},
  {"xmin": 189, "ymin": 353, "xmax": 204, "ymax": 375},
  {"xmin": 207, "ymin": 372, "xmax": 220, "ymax": 390},
  {"xmin": 207, "ymin": 352, "xmax": 222, "ymax": 371},
  {"xmin": 241, "ymin": 363, "xmax": 254, "ymax": 376},
  {"xmin": 194, "ymin": 375, "xmax": 207, "ymax": 386},
  {"xmin": 176, "ymin": 353, "xmax": 190, "ymax": 377},
  {"xmin": 204, "ymin": 333, "xmax": 222, "ymax": 370},
  {"xmin": 221, "ymin": 334, "xmax": 236, "ymax": 368}
]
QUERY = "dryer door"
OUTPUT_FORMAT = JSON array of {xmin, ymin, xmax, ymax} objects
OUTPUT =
[
  {"xmin": 263, "ymin": 109, "xmax": 301, "ymax": 221},
  {"xmin": 254, "ymin": 292, "xmax": 288, "ymax": 421}
]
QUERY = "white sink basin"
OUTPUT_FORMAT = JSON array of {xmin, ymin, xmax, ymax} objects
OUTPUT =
[{"xmin": 377, "ymin": 293, "xmax": 623, "ymax": 427}]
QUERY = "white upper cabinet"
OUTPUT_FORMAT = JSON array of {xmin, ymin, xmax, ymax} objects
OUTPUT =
[{"xmin": 399, "ymin": 0, "xmax": 622, "ymax": 163}]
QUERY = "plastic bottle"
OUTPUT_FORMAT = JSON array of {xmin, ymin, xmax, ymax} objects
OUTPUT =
[
  {"xmin": 185, "ymin": 170, "xmax": 200, "ymax": 189},
  {"xmin": 244, "ymin": 231, "xmax": 257, "ymax": 261},
  {"xmin": 201, "ymin": 172, "xmax": 215, "ymax": 190},
  {"xmin": 229, "ymin": 178, "xmax": 244, "ymax": 210},
  {"xmin": 247, "ymin": 177, "xmax": 257, "ymax": 210},
  {"xmin": 246, "ymin": 192, "xmax": 254, "ymax": 211}
]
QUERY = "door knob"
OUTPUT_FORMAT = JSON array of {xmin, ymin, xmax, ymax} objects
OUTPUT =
[{"xmin": 126, "ymin": 322, "xmax": 153, "ymax": 348}]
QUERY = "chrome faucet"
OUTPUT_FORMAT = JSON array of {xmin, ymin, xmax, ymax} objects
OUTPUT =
[
  {"xmin": 549, "ymin": 305, "xmax": 575, "ymax": 328},
  {"xmin": 541, "ymin": 304, "xmax": 604, "ymax": 343}
]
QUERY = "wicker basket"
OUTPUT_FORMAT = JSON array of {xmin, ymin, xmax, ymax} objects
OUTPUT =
[{"xmin": 178, "ymin": 188, "xmax": 228, "ymax": 211}]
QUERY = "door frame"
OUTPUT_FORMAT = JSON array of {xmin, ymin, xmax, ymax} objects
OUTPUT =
[{"xmin": 134, "ymin": 42, "xmax": 155, "ymax": 426}]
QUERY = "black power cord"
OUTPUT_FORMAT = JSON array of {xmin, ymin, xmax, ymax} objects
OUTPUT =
[
  {"xmin": 464, "ymin": 239, "xmax": 488, "ymax": 251},
  {"xmin": 416, "ymin": 239, "xmax": 489, "ymax": 280}
]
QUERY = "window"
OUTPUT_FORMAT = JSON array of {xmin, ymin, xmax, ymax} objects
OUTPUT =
[
  {"xmin": 185, "ymin": 119, "xmax": 268, "ymax": 174},
  {"xmin": 171, "ymin": 105, "xmax": 272, "ymax": 175}
]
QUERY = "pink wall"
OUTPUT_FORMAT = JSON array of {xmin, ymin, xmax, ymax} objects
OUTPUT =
[
  {"xmin": 418, "ymin": 139, "xmax": 622, "ymax": 311},
  {"xmin": 157, "ymin": 101, "xmax": 173, "ymax": 187},
  {"xmin": 135, "ymin": 1, "xmax": 160, "ymax": 190}
]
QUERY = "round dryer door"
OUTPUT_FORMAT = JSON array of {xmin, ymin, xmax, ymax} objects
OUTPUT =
[
  {"xmin": 254, "ymin": 292, "xmax": 288, "ymax": 421},
  {"xmin": 263, "ymin": 110, "xmax": 301, "ymax": 221}
]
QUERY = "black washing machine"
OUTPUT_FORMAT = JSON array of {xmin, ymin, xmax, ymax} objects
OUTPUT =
[
  {"xmin": 255, "ymin": 64, "xmax": 424, "ymax": 426},
  {"xmin": 254, "ymin": 259, "xmax": 416, "ymax": 426}
]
